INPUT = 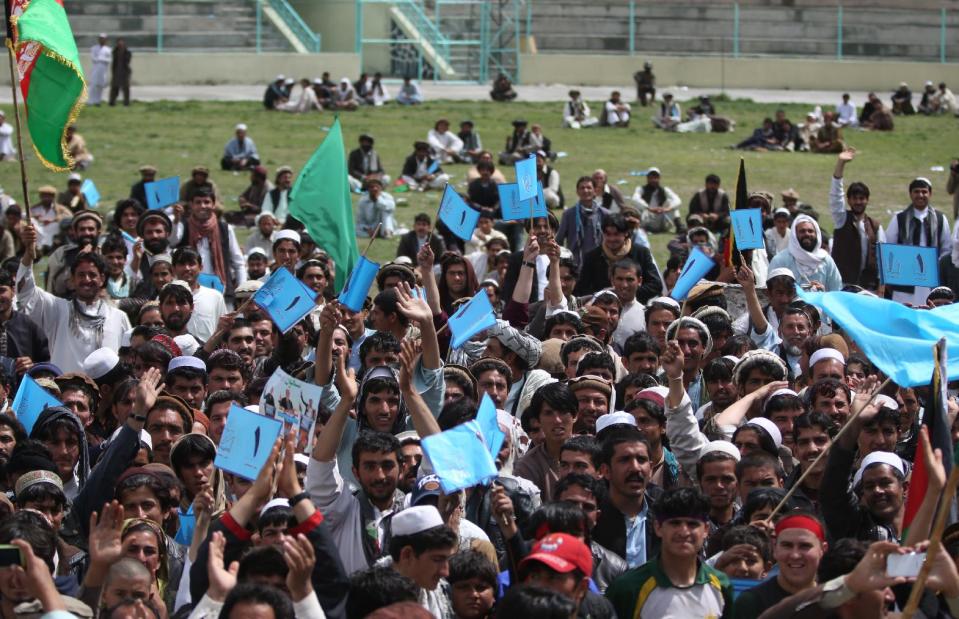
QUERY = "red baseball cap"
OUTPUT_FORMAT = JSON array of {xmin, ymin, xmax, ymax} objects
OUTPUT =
[{"xmin": 519, "ymin": 533, "xmax": 593, "ymax": 576}]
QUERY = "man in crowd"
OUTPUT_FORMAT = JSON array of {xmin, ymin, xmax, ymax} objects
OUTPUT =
[{"xmin": 220, "ymin": 123, "xmax": 260, "ymax": 171}]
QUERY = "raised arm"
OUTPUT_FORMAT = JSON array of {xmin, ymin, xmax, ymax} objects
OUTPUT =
[
  {"xmin": 902, "ymin": 427, "xmax": 946, "ymax": 546},
  {"xmin": 543, "ymin": 237, "xmax": 564, "ymax": 309},
  {"xmin": 395, "ymin": 281, "xmax": 441, "ymax": 370},
  {"xmin": 312, "ymin": 365, "xmax": 358, "ymax": 463},
  {"xmin": 314, "ymin": 302, "xmax": 341, "ymax": 387},
  {"xmin": 417, "ymin": 243, "xmax": 443, "ymax": 316},
  {"xmin": 736, "ymin": 263, "xmax": 769, "ymax": 335},
  {"xmin": 511, "ymin": 236, "xmax": 540, "ymax": 305},
  {"xmin": 398, "ymin": 338, "xmax": 441, "ymax": 438},
  {"xmin": 830, "ymin": 148, "xmax": 856, "ymax": 229},
  {"xmin": 714, "ymin": 380, "xmax": 789, "ymax": 429}
]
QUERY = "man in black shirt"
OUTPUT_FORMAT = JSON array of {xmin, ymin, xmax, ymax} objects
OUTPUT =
[{"xmin": 467, "ymin": 161, "xmax": 500, "ymax": 209}]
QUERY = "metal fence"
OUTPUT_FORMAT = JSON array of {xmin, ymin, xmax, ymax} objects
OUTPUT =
[{"xmin": 524, "ymin": 2, "xmax": 955, "ymax": 63}]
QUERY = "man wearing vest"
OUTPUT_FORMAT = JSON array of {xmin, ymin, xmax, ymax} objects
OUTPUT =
[
  {"xmin": 829, "ymin": 149, "xmax": 886, "ymax": 290},
  {"xmin": 885, "ymin": 174, "xmax": 952, "ymax": 305},
  {"xmin": 687, "ymin": 174, "xmax": 730, "ymax": 235},
  {"xmin": 262, "ymin": 166, "xmax": 294, "ymax": 224}
]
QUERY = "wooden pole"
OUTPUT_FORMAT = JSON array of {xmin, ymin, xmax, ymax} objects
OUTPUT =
[
  {"xmin": 362, "ymin": 223, "xmax": 381, "ymax": 257},
  {"xmin": 6, "ymin": 46, "xmax": 31, "ymax": 224},
  {"xmin": 766, "ymin": 376, "xmax": 893, "ymax": 521},
  {"xmin": 901, "ymin": 466, "xmax": 959, "ymax": 618}
]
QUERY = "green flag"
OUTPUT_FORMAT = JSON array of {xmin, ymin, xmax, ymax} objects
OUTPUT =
[
  {"xmin": 288, "ymin": 118, "xmax": 358, "ymax": 293},
  {"xmin": 8, "ymin": 0, "xmax": 87, "ymax": 171}
]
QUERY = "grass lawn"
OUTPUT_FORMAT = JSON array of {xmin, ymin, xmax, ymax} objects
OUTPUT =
[{"xmin": 1, "ymin": 97, "xmax": 957, "ymax": 270}]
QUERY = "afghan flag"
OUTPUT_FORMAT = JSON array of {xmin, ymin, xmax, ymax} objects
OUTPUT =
[
  {"xmin": 288, "ymin": 117, "xmax": 359, "ymax": 293},
  {"xmin": 721, "ymin": 158, "xmax": 748, "ymax": 268},
  {"xmin": 5, "ymin": 0, "xmax": 86, "ymax": 171},
  {"xmin": 903, "ymin": 338, "xmax": 955, "ymax": 538}
]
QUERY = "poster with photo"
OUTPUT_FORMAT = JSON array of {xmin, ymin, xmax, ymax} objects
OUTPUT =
[{"xmin": 259, "ymin": 367, "xmax": 325, "ymax": 452}]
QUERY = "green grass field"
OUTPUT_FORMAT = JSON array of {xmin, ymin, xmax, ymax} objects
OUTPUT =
[{"xmin": 1, "ymin": 97, "xmax": 957, "ymax": 268}]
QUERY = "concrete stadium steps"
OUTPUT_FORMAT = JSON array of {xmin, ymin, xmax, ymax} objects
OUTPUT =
[
  {"xmin": 63, "ymin": 0, "xmax": 293, "ymax": 53},
  {"xmin": 528, "ymin": 1, "xmax": 954, "ymax": 59}
]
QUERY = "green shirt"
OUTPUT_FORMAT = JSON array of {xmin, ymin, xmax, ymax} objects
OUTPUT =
[{"xmin": 605, "ymin": 556, "xmax": 733, "ymax": 619}]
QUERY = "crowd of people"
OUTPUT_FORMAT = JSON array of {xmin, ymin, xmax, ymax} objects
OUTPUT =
[
  {"xmin": 6, "ymin": 65, "xmax": 959, "ymax": 619},
  {"xmin": 263, "ymin": 74, "xmax": 426, "ymax": 112}
]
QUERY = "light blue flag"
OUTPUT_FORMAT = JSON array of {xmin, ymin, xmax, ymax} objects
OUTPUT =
[
  {"xmin": 497, "ymin": 182, "xmax": 548, "ymax": 222},
  {"xmin": 144, "ymin": 177, "xmax": 180, "ymax": 210},
  {"xmin": 475, "ymin": 393, "xmax": 505, "ymax": 459},
  {"xmin": 120, "ymin": 230, "xmax": 137, "ymax": 244},
  {"xmin": 438, "ymin": 184, "xmax": 480, "ymax": 242},
  {"xmin": 670, "ymin": 246, "xmax": 716, "ymax": 301},
  {"xmin": 796, "ymin": 287, "xmax": 959, "ymax": 387},
  {"xmin": 12, "ymin": 374, "xmax": 63, "ymax": 435},
  {"xmin": 338, "ymin": 256, "xmax": 380, "ymax": 312},
  {"xmin": 448, "ymin": 289, "xmax": 497, "ymax": 349},
  {"xmin": 730, "ymin": 208, "xmax": 764, "ymax": 250},
  {"xmin": 422, "ymin": 420, "xmax": 498, "ymax": 493},
  {"xmin": 197, "ymin": 273, "xmax": 224, "ymax": 293},
  {"xmin": 253, "ymin": 267, "xmax": 318, "ymax": 333},
  {"xmin": 214, "ymin": 404, "xmax": 283, "ymax": 481},
  {"xmin": 80, "ymin": 179, "xmax": 99, "ymax": 208},
  {"xmin": 878, "ymin": 243, "xmax": 940, "ymax": 288},
  {"xmin": 427, "ymin": 159, "xmax": 440, "ymax": 174},
  {"xmin": 515, "ymin": 155, "xmax": 537, "ymax": 201}
]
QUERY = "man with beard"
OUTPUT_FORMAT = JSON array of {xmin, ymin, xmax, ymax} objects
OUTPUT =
[
  {"xmin": 593, "ymin": 427, "xmax": 660, "ymax": 569},
  {"xmin": 171, "ymin": 188, "xmax": 246, "ymax": 295},
  {"xmin": 738, "ymin": 265, "xmax": 813, "ymax": 379},
  {"xmin": 556, "ymin": 178, "xmax": 609, "ymax": 268},
  {"xmin": 45, "ymin": 211, "xmax": 102, "ymax": 298},
  {"xmin": 135, "ymin": 210, "xmax": 173, "ymax": 275},
  {"xmin": 18, "ymin": 225, "xmax": 131, "ymax": 373},
  {"xmin": 348, "ymin": 134, "xmax": 390, "ymax": 192},
  {"xmin": 687, "ymin": 174, "xmax": 730, "ymax": 234},
  {"xmin": 767, "ymin": 215, "xmax": 842, "ymax": 291},
  {"xmin": 569, "ymin": 375, "xmax": 612, "ymax": 436},
  {"xmin": 829, "ymin": 149, "xmax": 885, "ymax": 289},
  {"xmin": 0, "ymin": 414, "xmax": 25, "ymax": 487},
  {"xmin": 635, "ymin": 168, "xmax": 683, "ymax": 234},
  {"xmin": 575, "ymin": 215, "xmax": 663, "ymax": 303},
  {"xmin": 308, "ymin": 374, "xmax": 406, "ymax": 574},
  {"xmin": 158, "ymin": 281, "xmax": 195, "ymax": 338}
]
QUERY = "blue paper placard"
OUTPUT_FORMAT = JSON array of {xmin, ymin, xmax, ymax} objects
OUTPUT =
[
  {"xmin": 422, "ymin": 420, "xmax": 498, "ymax": 494},
  {"xmin": 12, "ymin": 374, "xmax": 63, "ymax": 435},
  {"xmin": 514, "ymin": 155, "xmax": 537, "ymax": 201},
  {"xmin": 214, "ymin": 404, "xmax": 283, "ymax": 481},
  {"xmin": 120, "ymin": 230, "xmax": 138, "ymax": 244},
  {"xmin": 474, "ymin": 393, "xmax": 505, "ymax": 459},
  {"xmin": 197, "ymin": 273, "xmax": 225, "ymax": 293},
  {"xmin": 448, "ymin": 289, "xmax": 497, "ymax": 349},
  {"xmin": 670, "ymin": 245, "xmax": 717, "ymax": 301},
  {"xmin": 878, "ymin": 243, "xmax": 940, "ymax": 288},
  {"xmin": 427, "ymin": 159, "xmax": 440, "ymax": 174},
  {"xmin": 253, "ymin": 267, "xmax": 318, "ymax": 333},
  {"xmin": 497, "ymin": 182, "xmax": 548, "ymax": 222},
  {"xmin": 80, "ymin": 179, "xmax": 100, "ymax": 208},
  {"xmin": 338, "ymin": 256, "xmax": 380, "ymax": 312},
  {"xmin": 144, "ymin": 176, "xmax": 180, "ymax": 210},
  {"xmin": 438, "ymin": 184, "xmax": 480, "ymax": 242},
  {"xmin": 730, "ymin": 208, "xmax": 764, "ymax": 250}
]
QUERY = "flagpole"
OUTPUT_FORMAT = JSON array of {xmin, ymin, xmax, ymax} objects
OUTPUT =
[
  {"xmin": 362, "ymin": 223, "xmax": 381, "ymax": 257},
  {"xmin": 765, "ymin": 376, "xmax": 893, "ymax": 521},
  {"xmin": 901, "ymin": 465, "xmax": 959, "ymax": 619},
  {"xmin": 5, "ymin": 45, "xmax": 31, "ymax": 224}
]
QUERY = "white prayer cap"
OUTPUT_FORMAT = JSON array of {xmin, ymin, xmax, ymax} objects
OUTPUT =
[
  {"xmin": 235, "ymin": 123, "xmax": 248, "ymax": 132},
  {"xmin": 874, "ymin": 394, "xmax": 900, "ymax": 410},
  {"xmin": 293, "ymin": 453, "xmax": 310, "ymax": 467},
  {"xmin": 647, "ymin": 166, "xmax": 661, "ymax": 176},
  {"xmin": 149, "ymin": 253, "xmax": 173, "ymax": 267},
  {"xmin": 774, "ymin": 207, "xmax": 790, "ymax": 217},
  {"xmin": 395, "ymin": 430, "xmax": 421, "ymax": 445},
  {"xmin": 259, "ymin": 498, "xmax": 290, "ymax": 518},
  {"xmin": 82, "ymin": 348, "xmax": 120, "ymax": 380},
  {"xmin": 273, "ymin": 230, "xmax": 301, "ymax": 245},
  {"xmin": 313, "ymin": 78, "xmax": 323, "ymax": 85},
  {"xmin": 722, "ymin": 355, "xmax": 741, "ymax": 364},
  {"xmin": 391, "ymin": 505, "xmax": 445, "ymax": 536},
  {"xmin": 746, "ymin": 417, "xmax": 783, "ymax": 450},
  {"xmin": 590, "ymin": 288, "xmax": 619, "ymax": 304},
  {"xmin": 164, "ymin": 279, "xmax": 192, "ymax": 294},
  {"xmin": 68, "ymin": 172, "xmax": 82, "ymax": 182},
  {"xmin": 809, "ymin": 348, "xmax": 845, "ymax": 368},
  {"xmin": 767, "ymin": 267, "xmax": 796, "ymax": 282},
  {"xmin": 647, "ymin": 296, "xmax": 681, "ymax": 311},
  {"xmin": 168, "ymin": 356, "xmax": 207, "ymax": 373},
  {"xmin": 394, "ymin": 255, "xmax": 414, "ymax": 266},
  {"xmin": 276, "ymin": 74, "xmax": 285, "ymax": 81},
  {"xmin": 235, "ymin": 279, "xmax": 263, "ymax": 299},
  {"xmin": 340, "ymin": 77, "xmax": 351, "ymax": 84},
  {"xmin": 925, "ymin": 80, "xmax": 934, "ymax": 87},
  {"xmin": 700, "ymin": 440, "xmax": 741, "ymax": 462},
  {"xmin": 768, "ymin": 388, "xmax": 799, "ymax": 401},
  {"xmin": 665, "ymin": 316, "xmax": 713, "ymax": 355},
  {"xmin": 98, "ymin": 32, "xmax": 107, "ymax": 38},
  {"xmin": 596, "ymin": 412, "xmax": 637, "ymax": 434},
  {"xmin": 247, "ymin": 247, "xmax": 268, "ymax": 259},
  {"xmin": 853, "ymin": 451, "xmax": 905, "ymax": 487},
  {"xmin": 285, "ymin": 78, "xmax": 295, "ymax": 85},
  {"xmin": 174, "ymin": 334, "xmax": 200, "ymax": 357}
]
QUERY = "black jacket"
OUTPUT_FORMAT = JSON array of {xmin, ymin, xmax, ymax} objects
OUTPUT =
[
  {"xmin": 592, "ymin": 485, "xmax": 662, "ymax": 564},
  {"xmin": 395, "ymin": 231, "xmax": 445, "ymax": 262},
  {"xmin": 574, "ymin": 243, "xmax": 663, "ymax": 303},
  {"xmin": 820, "ymin": 443, "xmax": 898, "ymax": 543}
]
